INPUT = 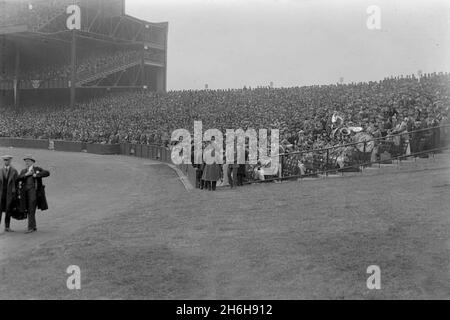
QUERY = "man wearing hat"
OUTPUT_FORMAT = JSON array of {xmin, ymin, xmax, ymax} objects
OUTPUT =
[
  {"xmin": 17, "ymin": 155, "xmax": 50, "ymax": 234},
  {"xmin": 0, "ymin": 155, "xmax": 19, "ymax": 232}
]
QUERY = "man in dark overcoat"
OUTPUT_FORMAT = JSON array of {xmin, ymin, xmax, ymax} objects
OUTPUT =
[
  {"xmin": 0, "ymin": 155, "xmax": 19, "ymax": 232},
  {"xmin": 17, "ymin": 155, "xmax": 50, "ymax": 234},
  {"xmin": 201, "ymin": 139, "xmax": 223, "ymax": 191}
]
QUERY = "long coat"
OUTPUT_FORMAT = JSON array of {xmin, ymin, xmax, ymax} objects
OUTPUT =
[
  {"xmin": 201, "ymin": 143, "xmax": 223, "ymax": 182},
  {"xmin": 0, "ymin": 167, "xmax": 19, "ymax": 213},
  {"xmin": 202, "ymin": 163, "xmax": 222, "ymax": 182}
]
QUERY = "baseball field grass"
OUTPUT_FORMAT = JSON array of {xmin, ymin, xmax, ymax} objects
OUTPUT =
[{"xmin": 0, "ymin": 147, "xmax": 449, "ymax": 299}]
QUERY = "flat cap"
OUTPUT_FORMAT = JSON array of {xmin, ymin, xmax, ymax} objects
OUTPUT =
[{"xmin": 23, "ymin": 155, "xmax": 36, "ymax": 162}]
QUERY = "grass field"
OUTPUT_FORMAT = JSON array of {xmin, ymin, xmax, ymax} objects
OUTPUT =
[{"xmin": 0, "ymin": 147, "xmax": 449, "ymax": 299}]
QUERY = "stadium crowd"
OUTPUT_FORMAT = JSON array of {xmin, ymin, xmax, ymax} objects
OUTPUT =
[
  {"xmin": 1, "ymin": 72, "xmax": 448, "ymax": 146},
  {"xmin": 1, "ymin": 72, "xmax": 449, "ymax": 180},
  {"xmin": 0, "ymin": 74, "xmax": 449, "ymax": 173}
]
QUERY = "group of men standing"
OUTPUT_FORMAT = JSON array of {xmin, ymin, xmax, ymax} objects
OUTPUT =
[
  {"xmin": 193, "ymin": 140, "xmax": 247, "ymax": 191},
  {"xmin": 0, "ymin": 154, "xmax": 50, "ymax": 234}
]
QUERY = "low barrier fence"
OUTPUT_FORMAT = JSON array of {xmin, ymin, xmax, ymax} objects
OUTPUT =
[
  {"xmin": 270, "ymin": 123, "xmax": 450, "ymax": 182},
  {"xmin": 0, "ymin": 137, "xmax": 190, "ymax": 181},
  {"xmin": 120, "ymin": 143, "xmax": 172, "ymax": 163},
  {"xmin": 0, "ymin": 137, "xmax": 50, "ymax": 150},
  {"xmin": 0, "ymin": 138, "xmax": 123, "ymax": 155},
  {"xmin": 1, "ymin": 124, "xmax": 448, "ymax": 188},
  {"xmin": 0, "ymin": 138, "xmax": 174, "ymax": 160}
]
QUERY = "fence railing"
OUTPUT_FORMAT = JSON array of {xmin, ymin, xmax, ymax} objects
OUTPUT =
[{"xmin": 253, "ymin": 123, "xmax": 450, "ymax": 183}]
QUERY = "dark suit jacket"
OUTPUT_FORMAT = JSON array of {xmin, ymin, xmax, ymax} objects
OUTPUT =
[
  {"xmin": 18, "ymin": 166, "xmax": 50, "ymax": 191},
  {"xmin": 18, "ymin": 166, "xmax": 50, "ymax": 211}
]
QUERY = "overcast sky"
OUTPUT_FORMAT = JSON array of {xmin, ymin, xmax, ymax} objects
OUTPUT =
[{"xmin": 126, "ymin": 0, "xmax": 450, "ymax": 90}]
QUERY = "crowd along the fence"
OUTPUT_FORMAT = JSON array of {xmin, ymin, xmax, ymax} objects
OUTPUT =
[{"xmin": 0, "ymin": 124, "xmax": 448, "ymax": 188}]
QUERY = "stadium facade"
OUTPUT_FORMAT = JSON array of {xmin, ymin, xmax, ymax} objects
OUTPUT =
[{"xmin": 0, "ymin": 0, "xmax": 168, "ymax": 106}]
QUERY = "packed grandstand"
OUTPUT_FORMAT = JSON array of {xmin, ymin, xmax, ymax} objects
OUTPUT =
[
  {"xmin": 0, "ymin": 72, "xmax": 449, "ymax": 179},
  {"xmin": 0, "ymin": 72, "xmax": 448, "ymax": 142},
  {"xmin": 0, "ymin": 2, "xmax": 448, "ymax": 180}
]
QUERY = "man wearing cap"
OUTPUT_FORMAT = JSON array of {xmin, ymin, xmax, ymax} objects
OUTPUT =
[
  {"xmin": 0, "ymin": 155, "xmax": 19, "ymax": 232},
  {"xmin": 17, "ymin": 155, "xmax": 50, "ymax": 234}
]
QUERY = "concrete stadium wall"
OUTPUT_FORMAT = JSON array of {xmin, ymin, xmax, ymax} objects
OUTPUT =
[
  {"xmin": 0, "ymin": 138, "xmax": 50, "ymax": 150},
  {"xmin": 0, "ymin": 138, "xmax": 119, "ymax": 155},
  {"xmin": 119, "ymin": 143, "xmax": 198, "ymax": 187},
  {"xmin": 54, "ymin": 140, "xmax": 87, "ymax": 153},
  {"xmin": 179, "ymin": 164, "xmax": 198, "ymax": 188},
  {"xmin": 0, "ymin": 137, "xmax": 198, "ymax": 188},
  {"xmin": 86, "ymin": 143, "xmax": 121, "ymax": 155},
  {"xmin": 121, "ymin": 143, "xmax": 172, "ymax": 163}
]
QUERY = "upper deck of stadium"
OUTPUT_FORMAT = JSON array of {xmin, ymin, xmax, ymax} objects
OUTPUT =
[
  {"xmin": 0, "ymin": 0, "xmax": 167, "ymax": 48},
  {"xmin": 0, "ymin": 0, "xmax": 168, "ymax": 104}
]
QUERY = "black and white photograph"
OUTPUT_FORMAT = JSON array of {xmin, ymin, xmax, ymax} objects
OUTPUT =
[{"xmin": 0, "ymin": 0, "xmax": 449, "ymax": 305}]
